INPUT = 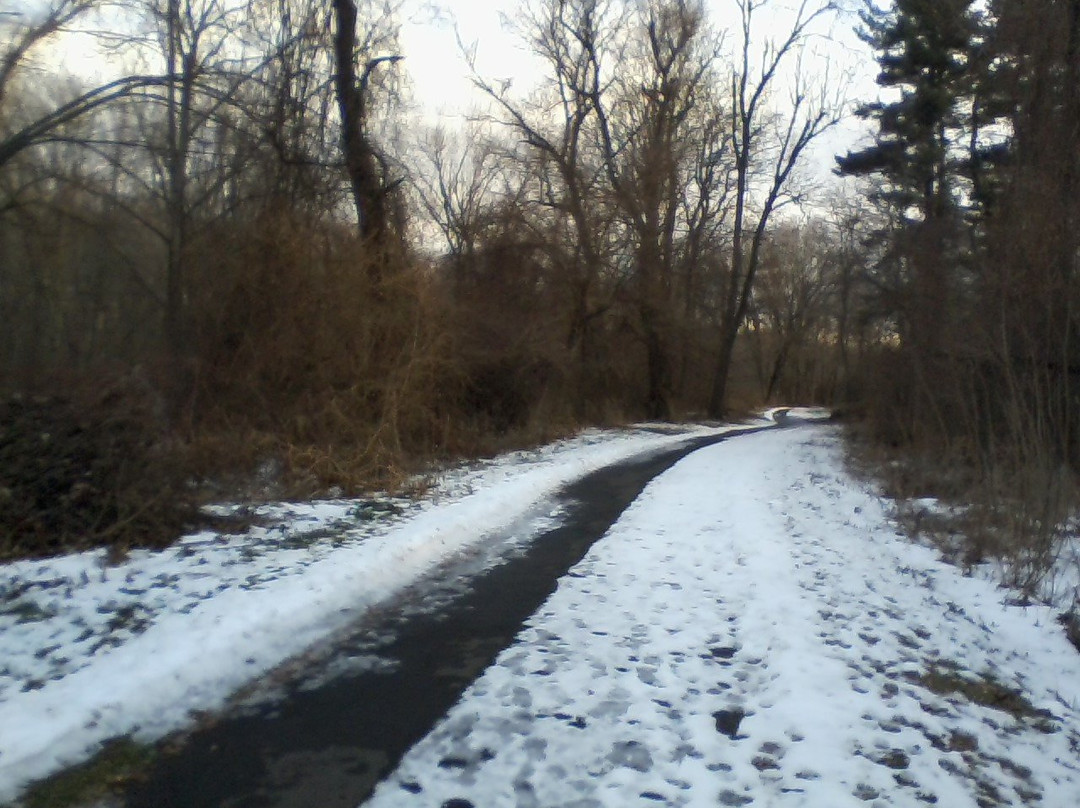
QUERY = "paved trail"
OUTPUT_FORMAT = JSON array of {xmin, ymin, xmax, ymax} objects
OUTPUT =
[
  {"xmin": 0, "ymin": 423, "xmax": 738, "ymax": 806},
  {"xmin": 121, "ymin": 431, "xmax": 754, "ymax": 808},
  {"xmin": 365, "ymin": 427, "xmax": 1080, "ymax": 808}
]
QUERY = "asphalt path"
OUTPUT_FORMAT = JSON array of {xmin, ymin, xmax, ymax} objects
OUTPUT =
[{"xmin": 121, "ymin": 426, "xmax": 770, "ymax": 808}]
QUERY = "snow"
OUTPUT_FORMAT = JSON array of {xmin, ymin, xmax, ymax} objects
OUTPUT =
[
  {"xmin": 4, "ymin": 415, "xmax": 1080, "ymax": 807},
  {"xmin": 365, "ymin": 427, "xmax": 1080, "ymax": 808},
  {"xmin": 889, "ymin": 493, "xmax": 1080, "ymax": 612},
  {"xmin": 0, "ymin": 420, "xmax": 755, "ymax": 803},
  {"xmin": 762, "ymin": 406, "xmax": 832, "ymax": 423}
]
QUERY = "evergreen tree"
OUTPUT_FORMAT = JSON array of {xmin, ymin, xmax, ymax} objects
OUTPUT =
[
  {"xmin": 837, "ymin": 0, "xmax": 979, "ymax": 222},
  {"xmin": 836, "ymin": 0, "xmax": 984, "ymax": 370}
]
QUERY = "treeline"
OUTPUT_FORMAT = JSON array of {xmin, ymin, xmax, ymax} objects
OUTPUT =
[
  {"xmin": 839, "ymin": 0, "xmax": 1080, "ymax": 588},
  {"xmin": 1, "ymin": 0, "xmax": 874, "ymax": 505},
  {"xmin": 7, "ymin": 0, "xmax": 1078, "ymax": 579}
]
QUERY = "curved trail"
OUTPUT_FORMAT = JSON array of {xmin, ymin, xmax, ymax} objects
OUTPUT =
[
  {"xmin": 121, "ymin": 429, "xmax": 767, "ymax": 808},
  {"xmin": 365, "ymin": 427, "xmax": 1080, "ymax": 808}
]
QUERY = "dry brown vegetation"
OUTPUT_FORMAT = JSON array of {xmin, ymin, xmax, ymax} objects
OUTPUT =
[
  {"xmin": 1, "ymin": 0, "xmax": 854, "ymax": 560},
  {"xmin": 6, "ymin": 0, "xmax": 1080, "ymax": 598},
  {"xmin": 847, "ymin": 410, "xmax": 1078, "ymax": 605},
  {"xmin": 183, "ymin": 213, "xmax": 462, "ymax": 493}
]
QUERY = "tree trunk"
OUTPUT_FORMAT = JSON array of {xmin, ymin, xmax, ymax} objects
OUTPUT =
[
  {"xmin": 164, "ymin": 0, "xmax": 194, "ymax": 417},
  {"xmin": 710, "ymin": 325, "xmax": 739, "ymax": 419},
  {"xmin": 709, "ymin": 137, "xmax": 748, "ymax": 418},
  {"xmin": 332, "ymin": 0, "xmax": 392, "ymax": 275},
  {"xmin": 641, "ymin": 302, "xmax": 671, "ymax": 420},
  {"xmin": 566, "ymin": 277, "xmax": 594, "ymax": 420},
  {"xmin": 765, "ymin": 339, "xmax": 791, "ymax": 402}
]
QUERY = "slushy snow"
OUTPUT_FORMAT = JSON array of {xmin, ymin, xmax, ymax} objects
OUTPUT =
[{"xmin": 365, "ymin": 427, "xmax": 1080, "ymax": 808}]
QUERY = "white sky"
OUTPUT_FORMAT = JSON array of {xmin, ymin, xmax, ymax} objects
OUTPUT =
[
  {"xmin": 401, "ymin": 0, "xmax": 540, "ymax": 118},
  {"xmin": 25, "ymin": 0, "xmax": 878, "ymax": 182},
  {"xmin": 399, "ymin": 0, "xmax": 879, "ymax": 178}
]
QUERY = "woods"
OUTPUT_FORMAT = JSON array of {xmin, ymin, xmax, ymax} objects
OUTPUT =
[
  {"xmin": 0, "ymin": 0, "xmax": 839, "ymax": 481},
  {"xmin": 3, "ymin": 0, "xmax": 1079, "ymax": 575},
  {"xmin": 838, "ymin": 0, "xmax": 1080, "ymax": 595}
]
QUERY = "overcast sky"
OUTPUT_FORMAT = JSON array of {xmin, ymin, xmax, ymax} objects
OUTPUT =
[
  {"xmin": 30, "ymin": 0, "xmax": 879, "ymax": 183},
  {"xmin": 399, "ymin": 0, "xmax": 879, "ymax": 179}
]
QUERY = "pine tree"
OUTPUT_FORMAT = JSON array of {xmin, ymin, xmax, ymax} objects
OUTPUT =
[
  {"xmin": 837, "ymin": 0, "xmax": 979, "ymax": 222},
  {"xmin": 838, "ymin": 2, "xmax": 984, "ymax": 363}
]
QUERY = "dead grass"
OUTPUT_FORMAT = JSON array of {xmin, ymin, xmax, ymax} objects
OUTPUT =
[
  {"xmin": 911, "ymin": 661, "xmax": 1057, "ymax": 729},
  {"xmin": 845, "ymin": 420, "xmax": 1080, "ymax": 610}
]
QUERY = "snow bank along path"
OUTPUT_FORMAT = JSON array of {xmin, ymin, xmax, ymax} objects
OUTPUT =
[
  {"xmin": 366, "ymin": 426, "xmax": 1080, "ymax": 808},
  {"xmin": 0, "ymin": 422, "xmax": 752, "ymax": 803}
]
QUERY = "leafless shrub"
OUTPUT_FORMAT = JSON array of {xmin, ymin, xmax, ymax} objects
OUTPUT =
[{"xmin": 183, "ymin": 209, "xmax": 463, "ymax": 496}]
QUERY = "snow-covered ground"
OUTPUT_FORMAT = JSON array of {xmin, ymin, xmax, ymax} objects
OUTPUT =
[
  {"xmin": 5, "ymin": 410, "xmax": 1077, "ymax": 807},
  {"xmin": 890, "ymin": 496, "xmax": 1080, "ymax": 613},
  {"xmin": 366, "ymin": 427, "xmax": 1080, "ymax": 808},
  {"xmin": 0, "ymin": 420, "xmax": 757, "ymax": 803}
]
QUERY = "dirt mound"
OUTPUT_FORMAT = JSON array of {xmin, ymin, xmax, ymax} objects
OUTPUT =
[{"xmin": 0, "ymin": 389, "xmax": 195, "ymax": 560}]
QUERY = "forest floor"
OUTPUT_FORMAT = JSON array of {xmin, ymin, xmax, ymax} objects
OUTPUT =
[{"xmin": 2, "ymin": 415, "xmax": 1080, "ymax": 807}]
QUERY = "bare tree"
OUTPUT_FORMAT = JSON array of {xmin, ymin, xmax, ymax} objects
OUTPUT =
[
  {"xmin": 751, "ymin": 219, "xmax": 836, "ymax": 401},
  {"xmin": 245, "ymin": 0, "xmax": 342, "ymax": 209},
  {"xmin": 0, "ymin": 2, "xmax": 174, "ymax": 173},
  {"xmin": 471, "ymin": 0, "xmax": 738, "ymax": 418},
  {"xmin": 331, "ymin": 0, "xmax": 404, "ymax": 267},
  {"xmin": 0, "ymin": 0, "xmax": 96, "ymax": 108},
  {"xmin": 592, "ymin": 0, "xmax": 723, "ymax": 418},
  {"xmin": 673, "ymin": 91, "xmax": 734, "ymax": 393},
  {"xmin": 557, "ymin": 0, "xmax": 725, "ymax": 416},
  {"xmin": 112, "ymin": 0, "xmax": 248, "ymax": 384},
  {"xmin": 412, "ymin": 123, "xmax": 500, "ymax": 262},
  {"xmin": 707, "ymin": 0, "xmax": 841, "ymax": 416},
  {"xmin": 470, "ymin": 0, "xmax": 625, "ymax": 415}
]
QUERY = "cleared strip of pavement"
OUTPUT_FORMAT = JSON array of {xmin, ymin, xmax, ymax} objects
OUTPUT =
[{"xmin": 119, "ymin": 427, "xmax": 771, "ymax": 808}]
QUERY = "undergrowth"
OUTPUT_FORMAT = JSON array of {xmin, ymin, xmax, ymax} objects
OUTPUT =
[
  {"xmin": 844, "ymin": 420, "xmax": 1080, "ymax": 629},
  {"xmin": 179, "ymin": 212, "xmax": 594, "ymax": 501},
  {"xmin": 0, "ymin": 382, "xmax": 196, "ymax": 562},
  {"xmin": 0, "ymin": 209, "xmax": 716, "ymax": 562}
]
